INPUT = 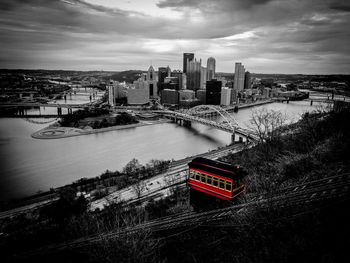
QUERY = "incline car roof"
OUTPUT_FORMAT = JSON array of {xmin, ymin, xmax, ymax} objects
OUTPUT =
[{"xmin": 189, "ymin": 157, "xmax": 245, "ymax": 179}]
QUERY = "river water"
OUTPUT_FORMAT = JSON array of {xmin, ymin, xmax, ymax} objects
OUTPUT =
[{"xmin": 0, "ymin": 99, "xmax": 325, "ymax": 201}]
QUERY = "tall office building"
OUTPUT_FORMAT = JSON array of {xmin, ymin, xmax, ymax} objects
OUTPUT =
[
  {"xmin": 207, "ymin": 57, "xmax": 216, "ymax": 81},
  {"xmin": 182, "ymin": 73, "xmax": 187, "ymax": 90},
  {"xmin": 158, "ymin": 66, "xmax": 171, "ymax": 83},
  {"xmin": 244, "ymin": 71, "xmax": 251, "ymax": 90},
  {"xmin": 186, "ymin": 58, "xmax": 201, "ymax": 91},
  {"xmin": 164, "ymin": 76, "xmax": 180, "ymax": 90},
  {"xmin": 206, "ymin": 80, "xmax": 222, "ymax": 105},
  {"xmin": 158, "ymin": 66, "xmax": 171, "ymax": 94},
  {"xmin": 183, "ymin": 53, "xmax": 194, "ymax": 73},
  {"xmin": 234, "ymin": 62, "xmax": 245, "ymax": 91},
  {"xmin": 200, "ymin": 66, "xmax": 207, "ymax": 90},
  {"xmin": 107, "ymin": 80, "xmax": 127, "ymax": 106},
  {"xmin": 108, "ymin": 84, "xmax": 116, "ymax": 106},
  {"xmin": 147, "ymin": 65, "xmax": 158, "ymax": 98},
  {"xmin": 220, "ymin": 87, "xmax": 231, "ymax": 106},
  {"xmin": 171, "ymin": 70, "xmax": 183, "ymax": 90}
]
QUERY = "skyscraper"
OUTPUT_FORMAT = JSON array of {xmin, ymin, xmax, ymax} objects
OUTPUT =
[
  {"xmin": 200, "ymin": 66, "xmax": 207, "ymax": 89},
  {"xmin": 171, "ymin": 70, "xmax": 183, "ymax": 90},
  {"xmin": 147, "ymin": 65, "xmax": 158, "ymax": 98},
  {"xmin": 186, "ymin": 58, "xmax": 201, "ymax": 91},
  {"xmin": 244, "ymin": 71, "xmax": 251, "ymax": 89},
  {"xmin": 234, "ymin": 62, "xmax": 245, "ymax": 91},
  {"xmin": 158, "ymin": 66, "xmax": 171, "ymax": 84},
  {"xmin": 158, "ymin": 66, "xmax": 171, "ymax": 94},
  {"xmin": 183, "ymin": 53, "xmax": 194, "ymax": 73},
  {"xmin": 207, "ymin": 57, "xmax": 216, "ymax": 81}
]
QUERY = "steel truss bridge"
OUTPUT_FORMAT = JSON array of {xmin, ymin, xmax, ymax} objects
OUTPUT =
[{"xmin": 156, "ymin": 105, "xmax": 258, "ymax": 142}]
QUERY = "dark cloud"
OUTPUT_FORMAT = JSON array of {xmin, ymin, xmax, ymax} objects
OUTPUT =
[
  {"xmin": 0, "ymin": 0, "xmax": 349, "ymax": 73},
  {"xmin": 328, "ymin": 1, "xmax": 350, "ymax": 12},
  {"xmin": 157, "ymin": 0, "xmax": 273, "ymax": 10}
]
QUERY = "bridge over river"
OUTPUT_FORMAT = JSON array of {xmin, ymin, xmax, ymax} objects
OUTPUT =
[{"xmin": 155, "ymin": 105, "xmax": 259, "ymax": 143}]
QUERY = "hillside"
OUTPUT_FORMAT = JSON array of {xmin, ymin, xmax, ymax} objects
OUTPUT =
[{"xmin": 1, "ymin": 102, "xmax": 350, "ymax": 262}]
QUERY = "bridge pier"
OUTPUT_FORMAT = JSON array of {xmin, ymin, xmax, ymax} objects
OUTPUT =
[
  {"xmin": 231, "ymin": 134, "xmax": 246, "ymax": 144},
  {"xmin": 183, "ymin": 120, "xmax": 191, "ymax": 127}
]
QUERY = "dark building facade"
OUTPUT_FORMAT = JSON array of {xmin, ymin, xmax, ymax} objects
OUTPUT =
[
  {"xmin": 164, "ymin": 77, "xmax": 180, "ymax": 90},
  {"xmin": 186, "ymin": 58, "xmax": 201, "ymax": 91},
  {"xmin": 161, "ymin": 89, "xmax": 179, "ymax": 105},
  {"xmin": 206, "ymin": 80, "xmax": 222, "ymax": 105},
  {"xmin": 183, "ymin": 53, "xmax": 194, "ymax": 73},
  {"xmin": 244, "ymin": 71, "xmax": 251, "ymax": 89},
  {"xmin": 171, "ymin": 70, "xmax": 183, "ymax": 90},
  {"xmin": 158, "ymin": 66, "xmax": 171, "ymax": 95}
]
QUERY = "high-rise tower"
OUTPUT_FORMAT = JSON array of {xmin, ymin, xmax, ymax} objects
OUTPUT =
[
  {"xmin": 186, "ymin": 58, "xmax": 201, "ymax": 91},
  {"xmin": 244, "ymin": 71, "xmax": 251, "ymax": 89},
  {"xmin": 234, "ymin": 62, "xmax": 245, "ymax": 91},
  {"xmin": 207, "ymin": 57, "xmax": 216, "ymax": 81},
  {"xmin": 147, "ymin": 65, "xmax": 158, "ymax": 97},
  {"xmin": 183, "ymin": 53, "xmax": 194, "ymax": 73}
]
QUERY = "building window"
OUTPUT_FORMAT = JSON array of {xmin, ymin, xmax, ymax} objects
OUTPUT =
[{"xmin": 150, "ymin": 84, "xmax": 154, "ymax": 96}]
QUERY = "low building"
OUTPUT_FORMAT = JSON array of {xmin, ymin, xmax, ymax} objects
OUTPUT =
[
  {"xmin": 178, "ymin": 90, "xmax": 195, "ymax": 101},
  {"xmin": 161, "ymin": 89, "xmax": 179, "ymax": 105},
  {"xmin": 196, "ymin": 89, "xmax": 206, "ymax": 104},
  {"xmin": 127, "ymin": 87, "xmax": 149, "ymax": 105}
]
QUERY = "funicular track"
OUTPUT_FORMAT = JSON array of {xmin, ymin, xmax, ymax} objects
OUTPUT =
[{"xmin": 22, "ymin": 173, "xmax": 350, "ymax": 257}]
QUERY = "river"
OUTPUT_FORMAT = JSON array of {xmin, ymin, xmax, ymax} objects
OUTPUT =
[{"xmin": 0, "ymin": 100, "xmax": 325, "ymax": 201}]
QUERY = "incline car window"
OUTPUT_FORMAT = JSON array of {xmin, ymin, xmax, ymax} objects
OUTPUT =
[
  {"xmin": 207, "ymin": 175, "xmax": 212, "ymax": 184},
  {"xmin": 190, "ymin": 170, "xmax": 194, "ymax": 178},
  {"xmin": 219, "ymin": 179, "xmax": 225, "ymax": 189},
  {"xmin": 195, "ymin": 172, "xmax": 200, "ymax": 181},
  {"xmin": 189, "ymin": 169, "xmax": 234, "ymax": 192}
]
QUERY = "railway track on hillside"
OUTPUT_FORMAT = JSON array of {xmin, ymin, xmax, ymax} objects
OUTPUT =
[{"xmin": 23, "ymin": 173, "xmax": 350, "ymax": 257}]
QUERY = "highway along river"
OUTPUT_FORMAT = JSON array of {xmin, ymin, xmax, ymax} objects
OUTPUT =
[{"xmin": 0, "ymin": 100, "xmax": 325, "ymax": 200}]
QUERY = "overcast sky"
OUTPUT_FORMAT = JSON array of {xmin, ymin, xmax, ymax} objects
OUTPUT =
[{"xmin": 0, "ymin": 0, "xmax": 349, "ymax": 74}]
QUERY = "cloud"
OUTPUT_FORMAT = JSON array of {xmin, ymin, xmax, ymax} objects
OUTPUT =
[{"xmin": 0, "ymin": 0, "xmax": 349, "ymax": 73}]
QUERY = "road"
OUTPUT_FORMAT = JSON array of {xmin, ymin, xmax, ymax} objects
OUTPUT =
[{"xmin": 90, "ymin": 143, "xmax": 248, "ymax": 211}]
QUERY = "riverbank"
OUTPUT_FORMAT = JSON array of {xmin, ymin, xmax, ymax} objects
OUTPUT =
[
  {"xmin": 31, "ymin": 118, "xmax": 171, "ymax": 139},
  {"xmin": 236, "ymin": 99, "xmax": 274, "ymax": 109}
]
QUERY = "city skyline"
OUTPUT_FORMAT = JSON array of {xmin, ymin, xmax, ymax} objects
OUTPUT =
[{"xmin": 0, "ymin": 0, "xmax": 349, "ymax": 74}]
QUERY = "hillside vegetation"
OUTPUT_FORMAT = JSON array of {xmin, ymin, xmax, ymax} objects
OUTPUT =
[{"xmin": 1, "ymin": 103, "xmax": 350, "ymax": 262}]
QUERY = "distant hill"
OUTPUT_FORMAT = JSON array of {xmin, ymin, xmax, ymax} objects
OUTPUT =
[{"xmin": 109, "ymin": 70, "xmax": 145, "ymax": 84}]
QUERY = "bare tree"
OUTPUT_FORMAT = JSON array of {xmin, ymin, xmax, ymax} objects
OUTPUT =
[
  {"xmin": 132, "ymin": 178, "xmax": 147, "ymax": 199},
  {"xmin": 249, "ymin": 108, "xmax": 288, "ymax": 143}
]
